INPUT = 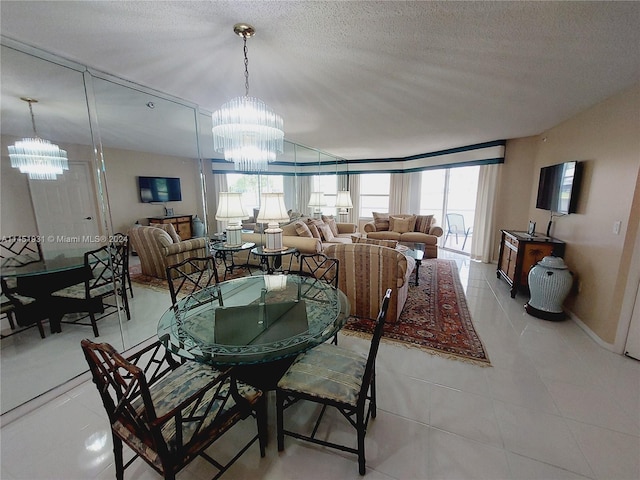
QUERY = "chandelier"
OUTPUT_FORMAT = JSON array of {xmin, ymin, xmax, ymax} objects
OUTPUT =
[
  {"xmin": 212, "ymin": 23, "xmax": 284, "ymax": 172},
  {"xmin": 8, "ymin": 97, "xmax": 69, "ymax": 180}
]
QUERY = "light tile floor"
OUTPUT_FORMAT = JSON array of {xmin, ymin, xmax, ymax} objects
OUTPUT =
[{"xmin": 1, "ymin": 252, "xmax": 639, "ymax": 480}]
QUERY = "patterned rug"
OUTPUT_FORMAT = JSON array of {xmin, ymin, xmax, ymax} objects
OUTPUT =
[{"xmin": 343, "ymin": 259, "xmax": 490, "ymax": 366}]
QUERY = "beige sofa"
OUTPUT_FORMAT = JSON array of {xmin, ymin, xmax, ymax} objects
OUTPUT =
[
  {"xmin": 129, "ymin": 224, "xmax": 207, "ymax": 279},
  {"xmin": 363, "ymin": 213, "xmax": 443, "ymax": 258},
  {"xmin": 234, "ymin": 216, "xmax": 358, "ymax": 271},
  {"xmin": 324, "ymin": 243, "xmax": 415, "ymax": 323}
]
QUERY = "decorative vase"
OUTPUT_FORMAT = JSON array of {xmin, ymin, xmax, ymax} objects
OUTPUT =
[
  {"xmin": 525, "ymin": 256, "xmax": 573, "ymax": 321},
  {"xmin": 192, "ymin": 215, "xmax": 205, "ymax": 238}
]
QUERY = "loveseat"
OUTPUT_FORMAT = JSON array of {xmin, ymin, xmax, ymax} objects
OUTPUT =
[
  {"xmin": 363, "ymin": 213, "xmax": 443, "ymax": 258},
  {"xmin": 128, "ymin": 224, "xmax": 207, "ymax": 279},
  {"xmin": 324, "ymin": 242, "xmax": 415, "ymax": 323}
]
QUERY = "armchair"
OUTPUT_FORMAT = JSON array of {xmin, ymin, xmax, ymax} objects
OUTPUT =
[
  {"xmin": 324, "ymin": 243, "xmax": 414, "ymax": 323},
  {"xmin": 128, "ymin": 224, "xmax": 207, "ymax": 279}
]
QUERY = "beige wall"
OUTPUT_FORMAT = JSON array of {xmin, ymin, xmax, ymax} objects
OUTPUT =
[
  {"xmin": 496, "ymin": 83, "xmax": 640, "ymax": 346},
  {"xmin": 102, "ymin": 147, "xmax": 204, "ymax": 235}
]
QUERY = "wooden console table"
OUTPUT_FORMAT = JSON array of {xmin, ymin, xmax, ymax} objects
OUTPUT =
[
  {"xmin": 148, "ymin": 215, "xmax": 192, "ymax": 240},
  {"xmin": 497, "ymin": 230, "xmax": 565, "ymax": 298}
]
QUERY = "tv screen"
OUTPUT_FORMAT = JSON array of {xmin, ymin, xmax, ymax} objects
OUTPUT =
[
  {"xmin": 138, "ymin": 176, "xmax": 182, "ymax": 203},
  {"xmin": 535, "ymin": 161, "xmax": 583, "ymax": 214}
]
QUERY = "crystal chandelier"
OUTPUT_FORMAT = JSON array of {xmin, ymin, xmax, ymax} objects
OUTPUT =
[
  {"xmin": 8, "ymin": 97, "xmax": 69, "ymax": 180},
  {"xmin": 212, "ymin": 23, "xmax": 284, "ymax": 172}
]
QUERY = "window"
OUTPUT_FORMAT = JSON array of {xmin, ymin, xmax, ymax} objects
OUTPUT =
[
  {"xmin": 310, "ymin": 174, "xmax": 338, "ymax": 213},
  {"xmin": 359, "ymin": 173, "xmax": 390, "ymax": 217},
  {"xmin": 226, "ymin": 174, "xmax": 284, "ymax": 214}
]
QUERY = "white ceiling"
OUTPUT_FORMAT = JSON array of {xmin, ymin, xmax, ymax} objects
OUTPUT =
[{"xmin": 1, "ymin": 1, "xmax": 639, "ymax": 161}]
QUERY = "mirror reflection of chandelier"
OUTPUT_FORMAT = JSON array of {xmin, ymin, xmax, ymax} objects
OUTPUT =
[
  {"xmin": 212, "ymin": 23, "xmax": 284, "ymax": 172},
  {"xmin": 8, "ymin": 97, "xmax": 69, "ymax": 180}
]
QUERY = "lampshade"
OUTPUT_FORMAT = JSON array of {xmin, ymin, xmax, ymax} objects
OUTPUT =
[
  {"xmin": 308, "ymin": 191, "xmax": 326, "ymax": 218},
  {"xmin": 215, "ymin": 192, "xmax": 249, "ymax": 247},
  {"xmin": 335, "ymin": 191, "xmax": 353, "ymax": 210},
  {"xmin": 257, "ymin": 192, "xmax": 289, "ymax": 251},
  {"xmin": 8, "ymin": 98, "xmax": 69, "ymax": 180},
  {"xmin": 212, "ymin": 24, "xmax": 284, "ymax": 172}
]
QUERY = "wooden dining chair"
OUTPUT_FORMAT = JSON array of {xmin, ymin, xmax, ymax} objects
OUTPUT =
[
  {"xmin": 81, "ymin": 338, "xmax": 267, "ymax": 480},
  {"xmin": 0, "ymin": 276, "xmax": 46, "ymax": 338},
  {"xmin": 276, "ymin": 289, "xmax": 392, "ymax": 475},
  {"xmin": 51, "ymin": 244, "xmax": 130, "ymax": 336},
  {"xmin": 112, "ymin": 233, "xmax": 133, "ymax": 298},
  {"xmin": 298, "ymin": 252, "xmax": 340, "ymax": 343},
  {"xmin": 165, "ymin": 256, "xmax": 220, "ymax": 306},
  {"xmin": 0, "ymin": 236, "xmax": 43, "ymax": 267}
]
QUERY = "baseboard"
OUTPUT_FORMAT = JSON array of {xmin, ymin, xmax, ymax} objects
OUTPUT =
[{"xmin": 566, "ymin": 310, "xmax": 619, "ymax": 354}]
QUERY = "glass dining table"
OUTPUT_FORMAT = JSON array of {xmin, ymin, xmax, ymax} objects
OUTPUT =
[{"xmin": 157, "ymin": 274, "xmax": 350, "ymax": 389}]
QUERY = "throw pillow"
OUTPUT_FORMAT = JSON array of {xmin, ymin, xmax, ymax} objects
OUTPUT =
[
  {"xmin": 304, "ymin": 218, "xmax": 322, "ymax": 239},
  {"xmin": 352, "ymin": 237, "xmax": 398, "ymax": 249},
  {"xmin": 372, "ymin": 212, "xmax": 390, "ymax": 231},
  {"xmin": 294, "ymin": 221, "xmax": 313, "ymax": 238},
  {"xmin": 281, "ymin": 221, "xmax": 299, "ymax": 236},
  {"xmin": 317, "ymin": 224, "xmax": 335, "ymax": 242},
  {"xmin": 415, "ymin": 214, "xmax": 434, "ymax": 233},
  {"xmin": 390, "ymin": 215, "xmax": 416, "ymax": 234},
  {"xmin": 321, "ymin": 215, "xmax": 339, "ymax": 237},
  {"xmin": 151, "ymin": 222, "xmax": 181, "ymax": 243}
]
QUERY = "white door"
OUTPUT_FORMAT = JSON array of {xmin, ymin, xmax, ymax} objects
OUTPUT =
[{"xmin": 29, "ymin": 161, "xmax": 101, "ymax": 251}]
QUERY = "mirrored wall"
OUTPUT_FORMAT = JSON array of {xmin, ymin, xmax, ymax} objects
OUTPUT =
[{"xmin": 1, "ymin": 37, "xmax": 346, "ymax": 414}]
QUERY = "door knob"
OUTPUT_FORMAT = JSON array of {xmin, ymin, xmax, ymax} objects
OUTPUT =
[{"xmin": 85, "ymin": 217, "xmax": 92, "ymax": 220}]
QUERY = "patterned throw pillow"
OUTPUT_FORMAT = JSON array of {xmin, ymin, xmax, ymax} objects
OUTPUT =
[
  {"xmin": 304, "ymin": 218, "xmax": 322, "ymax": 239},
  {"xmin": 390, "ymin": 215, "xmax": 416, "ymax": 233},
  {"xmin": 150, "ymin": 222, "xmax": 181, "ymax": 243},
  {"xmin": 372, "ymin": 212, "xmax": 390, "ymax": 231},
  {"xmin": 321, "ymin": 215, "xmax": 339, "ymax": 237},
  {"xmin": 352, "ymin": 237, "xmax": 398, "ymax": 249},
  {"xmin": 415, "ymin": 215, "xmax": 434, "ymax": 233},
  {"xmin": 281, "ymin": 221, "xmax": 299, "ymax": 236},
  {"xmin": 317, "ymin": 224, "xmax": 335, "ymax": 242},
  {"xmin": 294, "ymin": 221, "xmax": 313, "ymax": 237}
]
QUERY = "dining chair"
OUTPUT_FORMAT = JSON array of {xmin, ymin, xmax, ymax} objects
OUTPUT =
[
  {"xmin": 298, "ymin": 252, "xmax": 340, "ymax": 343},
  {"xmin": 445, "ymin": 213, "xmax": 473, "ymax": 250},
  {"xmin": 276, "ymin": 288, "xmax": 392, "ymax": 475},
  {"xmin": 112, "ymin": 232, "xmax": 134, "ymax": 298},
  {"xmin": 0, "ymin": 276, "xmax": 46, "ymax": 338},
  {"xmin": 165, "ymin": 256, "xmax": 220, "ymax": 306},
  {"xmin": 81, "ymin": 339, "xmax": 267, "ymax": 480},
  {"xmin": 0, "ymin": 236, "xmax": 43, "ymax": 267},
  {"xmin": 51, "ymin": 244, "xmax": 130, "ymax": 336}
]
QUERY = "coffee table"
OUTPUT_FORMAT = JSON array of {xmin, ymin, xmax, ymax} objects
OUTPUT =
[{"xmin": 398, "ymin": 243, "xmax": 424, "ymax": 286}]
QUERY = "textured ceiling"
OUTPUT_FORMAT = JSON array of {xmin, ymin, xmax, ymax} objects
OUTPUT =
[{"xmin": 1, "ymin": 1, "xmax": 639, "ymax": 160}]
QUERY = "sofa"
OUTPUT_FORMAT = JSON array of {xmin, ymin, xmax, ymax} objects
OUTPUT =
[
  {"xmin": 324, "ymin": 242, "xmax": 415, "ymax": 323},
  {"xmin": 234, "ymin": 215, "xmax": 358, "ymax": 271},
  {"xmin": 128, "ymin": 224, "xmax": 207, "ymax": 279},
  {"xmin": 363, "ymin": 213, "xmax": 443, "ymax": 258}
]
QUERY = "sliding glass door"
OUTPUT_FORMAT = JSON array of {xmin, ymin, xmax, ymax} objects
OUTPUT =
[{"xmin": 420, "ymin": 166, "xmax": 479, "ymax": 254}]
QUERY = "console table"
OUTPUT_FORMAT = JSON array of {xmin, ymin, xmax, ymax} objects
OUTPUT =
[
  {"xmin": 497, "ymin": 230, "xmax": 565, "ymax": 298},
  {"xmin": 148, "ymin": 215, "xmax": 192, "ymax": 240}
]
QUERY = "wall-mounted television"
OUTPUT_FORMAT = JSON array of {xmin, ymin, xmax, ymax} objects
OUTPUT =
[
  {"xmin": 138, "ymin": 176, "xmax": 182, "ymax": 203},
  {"xmin": 535, "ymin": 161, "xmax": 583, "ymax": 214}
]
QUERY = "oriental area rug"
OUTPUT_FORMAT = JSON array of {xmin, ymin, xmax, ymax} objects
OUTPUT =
[{"xmin": 343, "ymin": 259, "xmax": 491, "ymax": 366}]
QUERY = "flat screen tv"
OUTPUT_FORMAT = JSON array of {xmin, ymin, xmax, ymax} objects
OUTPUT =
[
  {"xmin": 138, "ymin": 176, "xmax": 182, "ymax": 203},
  {"xmin": 535, "ymin": 161, "xmax": 583, "ymax": 214}
]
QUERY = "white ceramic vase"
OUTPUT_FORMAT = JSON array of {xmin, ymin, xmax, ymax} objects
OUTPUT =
[{"xmin": 526, "ymin": 256, "xmax": 573, "ymax": 321}]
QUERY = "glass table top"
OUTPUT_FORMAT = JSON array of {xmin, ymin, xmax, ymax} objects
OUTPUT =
[
  {"xmin": 158, "ymin": 274, "xmax": 350, "ymax": 365},
  {"xmin": 0, "ymin": 247, "xmax": 105, "ymax": 277}
]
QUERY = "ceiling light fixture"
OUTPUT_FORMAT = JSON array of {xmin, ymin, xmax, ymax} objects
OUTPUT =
[
  {"xmin": 8, "ymin": 97, "xmax": 69, "ymax": 180},
  {"xmin": 212, "ymin": 23, "xmax": 284, "ymax": 172}
]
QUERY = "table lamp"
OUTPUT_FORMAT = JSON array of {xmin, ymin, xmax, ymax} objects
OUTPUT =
[
  {"xmin": 257, "ymin": 193, "xmax": 289, "ymax": 251},
  {"xmin": 335, "ymin": 190, "xmax": 353, "ymax": 222},
  {"xmin": 215, "ymin": 192, "xmax": 249, "ymax": 247},
  {"xmin": 307, "ymin": 191, "xmax": 326, "ymax": 218}
]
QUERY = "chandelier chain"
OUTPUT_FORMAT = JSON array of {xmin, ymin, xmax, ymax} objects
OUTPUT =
[
  {"xmin": 243, "ymin": 36, "xmax": 250, "ymax": 97},
  {"xmin": 27, "ymin": 100, "xmax": 38, "ymax": 137}
]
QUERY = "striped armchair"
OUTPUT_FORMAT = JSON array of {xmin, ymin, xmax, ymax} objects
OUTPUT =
[
  {"xmin": 128, "ymin": 225, "xmax": 207, "ymax": 279},
  {"xmin": 324, "ymin": 243, "xmax": 414, "ymax": 323}
]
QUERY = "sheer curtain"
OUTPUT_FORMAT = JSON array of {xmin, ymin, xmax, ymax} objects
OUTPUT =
[
  {"xmin": 470, "ymin": 163, "xmax": 501, "ymax": 263},
  {"xmin": 389, "ymin": 173, "xmax": 411, "ymax": 213},
  {"xmin": 347, "ymin": 174, "xmax": 360, "ymax": 224}
]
